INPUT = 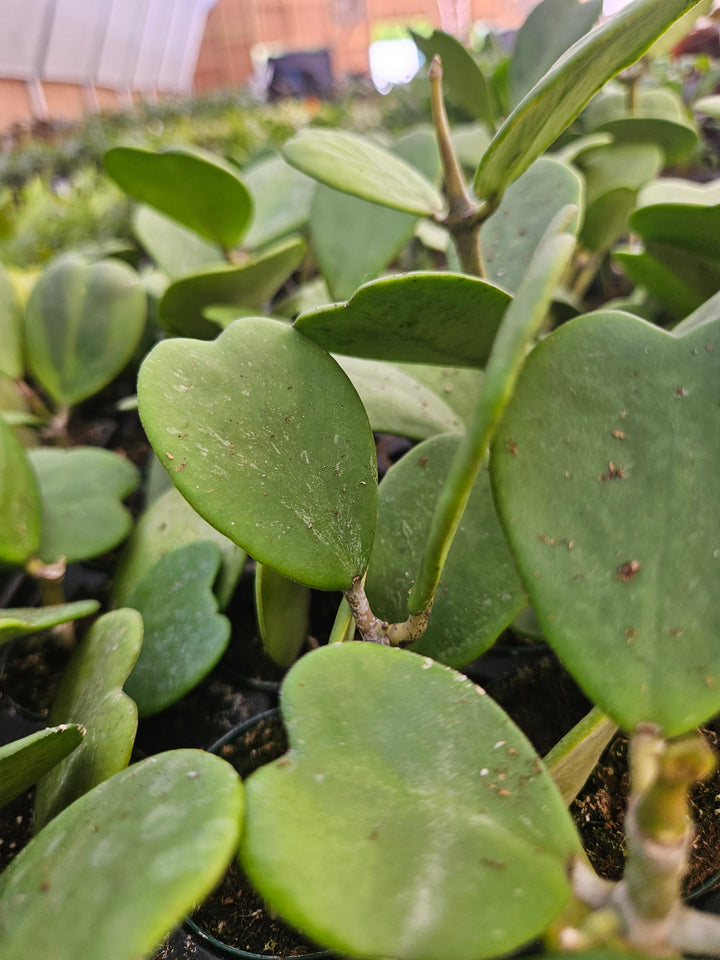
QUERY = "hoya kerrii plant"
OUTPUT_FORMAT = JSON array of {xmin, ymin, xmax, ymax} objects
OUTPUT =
[
  {"xmin": 1, "ymin": 0, "xmax": 719, "ymax": 958},
  {"xmin": 115, "ymin": 0, "xmax": 720, "ymax": 958}
]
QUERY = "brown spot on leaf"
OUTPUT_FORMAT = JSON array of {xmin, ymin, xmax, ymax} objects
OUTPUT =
[
  {"xmin": 611, "ymin": 429, "xmax": 626, "ymax": 440},
  {"xmin": 617, "ymin": 561, "xmax": 640, "ymax": 582}
]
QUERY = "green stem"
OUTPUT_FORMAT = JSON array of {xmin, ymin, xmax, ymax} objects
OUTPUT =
[
  {"xmin": 407, "ymin": 215, "xmax": 577, "ymax": 616},
  {"xmin": 428, "ymin": 56, "xmax": 490, "ymax": 278},
  {"xmin": 543, "ymin": 707, "xmax": 617, "ymax": 805}
]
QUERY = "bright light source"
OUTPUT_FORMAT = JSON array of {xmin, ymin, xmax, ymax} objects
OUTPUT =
[{"xmin": 369, "ymin": 39, "xmax": 422, "ymax": 94}]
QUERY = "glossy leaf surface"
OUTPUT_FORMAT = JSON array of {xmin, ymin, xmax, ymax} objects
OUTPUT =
[
  {"xmin": 104, "ymin": 145, "xmax": 252, "ymax": 248},
  {"xmin": 0, "ymin": 750, "xmax": 243, "ymax": 960},
  {"xmin": 0, "ymin": 600, "xmax": 99, "ymax": 645},
  {"xmin": 367, "ymin": 434, "xmax": 526, "ymax": 666},
  {"xmin": 0, "ymin": 414, "xmax": 41, "ymax": 566},
  {"xmin": 241, "ymin": 643, "xmax": 579, "ymax": 960},
  {"xmin": 24, "ymin": 256, "xmax": 147, "ymax": 406},
  {"xmin": 34, "ymin": 609, "xmax": 142, "ymax": 829},
  {"xmin": 492, "ymin": 310, "xmax": 720, "ymax": 735},
  {"xmin": 138, "ymin": 317, "xmax": 377, "ymax": 590},
  {"xmin": 481, "ymin": 157, "xmax": 583, "ymax": 293},
  {"xmin": 283, "ymin": 128, "xmax": 445, "ymax": 217},
  {"xmin": 474, "ymin": 0, "xmax": 704, "ymax": 203},
  {"xmin": 113, "ymin": 485, "xmax": 245, "ymax": 610},
  {"xmin": 158, "ymin": 237, "xmax": 306, "ymax": 338},
  {"xmin": 0, "ymin": 725, "xmax": 84, "ymax": 809},
  {"xmin": 295, "ymin": 273, "xmax": 510, "ymax": 367},
  {"xmin": 510, "ymin": 0, "xmax": 602, "ymax": 105},
  {"xmin": 124, "ymin": 542, "xmax": 230, "ymax": 717},
  {"xmin": 28, "ymin": 447, "xmax": 140, "ymax": 564},
  {"xmin": 255, "ymin": 563, "xmax": 310, "ymax": 667}
]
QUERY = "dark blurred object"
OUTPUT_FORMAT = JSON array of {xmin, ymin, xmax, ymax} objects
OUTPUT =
[
  {"xmin": 672, "ymin": 12, "xmax": 720, "ymax": 58},
  {"xmin": 268, "ymin": 50, "xmax": 333, "ymax": 99}
]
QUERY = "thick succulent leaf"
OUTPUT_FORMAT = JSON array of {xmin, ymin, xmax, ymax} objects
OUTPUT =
[
  {"xmin": 0, "ymin": 600, "xmax": 99, "ymax": 645},
  {"xmin": 510, "ymin": 0, "xmax": 603, "ymax": 106},
  {"xmin": 335, "ymin": 356, "xmax": 463, "ymax": 440},
  {"xmin": 28, "ymin": 447, "xmax": 140, "ymax": 564},
  {"xmin": 0, "ymin": 725, "xmax": 84, "ymax": 809},
  {"xmin": 695, "ymin": 94, "xmax": 720, "ymax": 121},
  {"xmin": 138, "ymin": 317, "xmax": 377, "ymax": 591},
  {"xmin": 394, "ymin": 363, "xmax": 483, "ymax": 423},
  {"xmin": 630, "ymin": 200, "xmax": 720, "ymax": 260},
  {"xmin": 158, "ymin": 236, "xmax": 306, "ymax": 338},
  {"xmin": 452, "ymin": 123, "xmax": 492, "ymax": 170},
  {"xmin": 0, "ymin": 262, "xmax": 24, "ymax": 379},
  {"xmin": 577, "ymin": 143, "xmax": 663, "ymax": 253},
  {"xmin": 295, "ymin": 273, "xmax": 511, "ymax": 367},
  {"xmin": 473, "ymin": 0, "xmax": 705, "ymax": 204},
  {"xmin": 24, "ymin": 256, "xmax": 147, "ymax": 407},
  {"xmin": 410, "ymin": 29, "xmax": 496, "ymax": 128},
  {"xmin": 0, "ymin": 414, "xmax": 41, "ymax": 566},
  {"xmin": 366, "ymin": 434, "xmax": 526, "ymax": 666},
  {"xmin": 311, "ymin": 130, "xmax": 440, "ymax": 300},
  {"xmin": 243, "ymin": 153, "xmax": 316, "ymax": 250},
  {"xmin": 132, "ymin": 205, "xmax": 224, "ymax": 279},
  {"xmin": 282, "ymin": 129, "xmax": 445, "ymax": 217},
  {"xmin": 113, "ymin": 485, "xmax": 245, "ymax": 610},
  {"xmin": 255, "ymin": 563, "xmax": 310, "ymax": 667},
  {"xmin": 583, "ymin": 86, "xmax": 698, "ymax": 164},
  {"xmin": 240, "ymin": 643, "xmax": 579, "ymax": 960},
  {"xmin": 481, "ymin": 157, "xmax": 583, "ymax": 293},
  {"xmin": 615, "ymin": 245, "xmax": 720, "ymax": 317},
  {"xmin": 674, "ymin": 289, "xmax": 720, "ymax": 335},
  {"xmin": 491, "ymin": 310, "xmax": 720, "ymax": 736},
  {"xmin": 124, "ymin": 543, "xmax": 230, "ymax": 717},
  {"xmin": 34, "ymin": 609, "xmax": 142, "ymax": 829},
  {"xmin": 104, "ymin": 145, "xmax": 252, "ymax": 248},
  {"xmin": 0, "ymin": 750, "xmax": 243, "ymax": 960}
]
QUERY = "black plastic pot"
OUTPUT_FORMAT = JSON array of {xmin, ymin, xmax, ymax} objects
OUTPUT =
[{"xmin": 156, "ymin": 710, "xmax": 330, "ymax": 960}]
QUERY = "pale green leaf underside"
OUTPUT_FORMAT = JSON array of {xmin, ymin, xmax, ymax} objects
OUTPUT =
[
  {"xmin": 241, "ymin": 643, "xmax": 578, "ymax": 960},
  {"xmin": 0, "ymin": 600, "xmax": 100, "ymax": 645},
  {"xmin": 283, "ymin": 128, "xmax": 445, "ymax": 217},
  {"xmin": 0, "ymin": 725, "xmax": 84, "ymax": 810},
  {"xmin": 255, "ymin": 563, "xmax": 311, "ymax": 668}
]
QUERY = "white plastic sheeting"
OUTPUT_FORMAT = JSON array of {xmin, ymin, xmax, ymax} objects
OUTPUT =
[{"xmin": 0, "ymin": 0, "xmax": 217, "ymax": 95}]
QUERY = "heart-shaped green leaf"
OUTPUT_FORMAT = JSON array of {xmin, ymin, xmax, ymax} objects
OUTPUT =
[
  {"xmin": 491, "ymin": 310, "xmax": 720, "ymax": 736},
  {"xmin": 113, "ymin": 485, "xmax": 246, "ymax": 610},
  {"xmin": 255, "ymin": 563, "xmax": 311, "ymax": 667},
  {"xmin": 583, "ymin": 86, "xmax": 698, "ymax": 164},
  {"xmin": 138, "ymin": 317, "xmax": 377, "ymax": 590},
  {"xmin": 132, "ymin": 205, "xmax": 224, "ymax": 279},
  {"xmin": 33, "ymin": 609, "xmax": 142, "ymax": 830},
  {"xmin": 104, "ymin": 146, "xmax": 252, "ymax": 248},
  {"xmin": 28, "ymin": 447, "xmax": 140, "ymax": 564},
  {"xmin": 577, "ymin": 143, "xmax": 663, "ymax": 253},
  {"xmin": 481, "ymin": 157, "xmax": 583, "ymax": 293},
  {"xmin": 366, "ymin": 434, "xmax": 526, "ymax": 666},
  {"xmin": 243, "ymin": 153, "xmax": 316, "ymax": 250},
  {"xmin": 283, "ymin": 129, "xmax": 446, "ymax": 217},
  {"xmin": 0, "ymin": 600, "xmax": 99, "ymax": 645},
  {"xmin": 158, "ymin": 236, "xmax": 306, "ymax": 338},
  {"xmin": 240, "ymin": 642, "xmax": 579, "ymax": 960},
  {"xmin": 473, "ymin": 0, "xmax": 704, "ymax": 205},
  {"xmin": 310, "ymin": 131, "xmax": 440, "ymax": 300},
  {"xmin": 295, "ymin": 273, "xmax": 511, "ymax": 367},
  {"xmin": 0, "ymin": 750, "xmax": 243, "ymax": 960},
  {"xmin": 335, "ymin": 356, "xmax": 463, "ymax": 440},
  {"xmin": 0, "ymin": 414, "xmax": 41, "ymax": 567},
  {"xmin": 410, "ymin": 30, "xmax": 496, "ymax": 129},
  {"xmin": 124, "ymin": 542, "xmax": 230, "ymax": 717},
  {"xmin": 0, "ymin": 262, "xmax": 24, "ymax": 379},
  {"xmin": 510, "ymin": 0, "xmax": 603, "ymax": 106},
  {"xmin": 24, "ymin": 256, "xmax": 147, "ymax": 407},
  {"xmin": 0, "ymin": 725, "xmax": 84, "ymax": 810}
]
